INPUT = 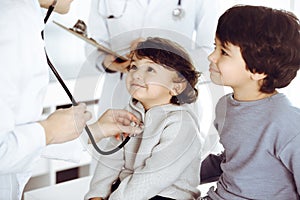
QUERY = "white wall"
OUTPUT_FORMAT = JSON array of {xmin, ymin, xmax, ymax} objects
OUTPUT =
[{"xmin": 44, "ymin": 0, "xmax": 92, "ymax": 80}]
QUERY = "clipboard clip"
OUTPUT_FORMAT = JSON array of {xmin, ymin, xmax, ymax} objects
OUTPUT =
[
  {"xmin": 70, "ymin": 19, "xmax": 88, "ymax": 37},
  {"xmin": 53, "ymin": 19, "xmax": 128, "ymax": 61}
]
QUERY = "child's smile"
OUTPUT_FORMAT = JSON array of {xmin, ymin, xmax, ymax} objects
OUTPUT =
[{"xmin": 126, "ymin": 57, "xmax": 178, "ymax": 109}]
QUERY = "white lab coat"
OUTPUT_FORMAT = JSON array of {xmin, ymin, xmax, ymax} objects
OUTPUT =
[
  {"xmin": 0, "ymin": 1, "xmax": 84, "ymax": 199},
  {"xmin": 86, "ymin": 0, "xmax": 222, "ymax": 167},
  {"xmin": 87, "ymin": 0, "xmax": 219, "ymax": 55}
]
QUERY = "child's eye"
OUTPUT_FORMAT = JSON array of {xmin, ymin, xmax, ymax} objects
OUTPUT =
[
  {"xmin": 221, "ymin": 49, "xmax": 229, "ymax": 56},
  {"xmin": 147, "ymin": 67, "xmax": 155, "ymax": 73},
  {"xmin": 213, "ymin": 43, "xmax": 216, "ymax": 49},
  {"xmin": 127, "ymin": 65, "xmax": 138, "ymax": 72}
]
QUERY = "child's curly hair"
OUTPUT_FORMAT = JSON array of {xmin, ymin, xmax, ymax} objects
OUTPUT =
[{"xmin": 131, "ymin": 37, "xmax": 200, "ymax": 105}]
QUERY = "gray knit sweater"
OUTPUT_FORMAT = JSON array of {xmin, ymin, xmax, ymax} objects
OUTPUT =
[
  {"xmin": 85, "ymin": 99, "xmax": 203, "ymax": 200},
  {"xmin": 208, "ymin": 93, "xmax": 300, "ymax": 200}
]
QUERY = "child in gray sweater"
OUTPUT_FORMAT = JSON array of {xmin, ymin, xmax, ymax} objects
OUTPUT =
[
  {"xmin": 201, "ymin": 5, "xmax": 300, "ymax": 200},
  {"xmin": 85, "ymin": 37, "xmax": 203, "ymax": 200}
]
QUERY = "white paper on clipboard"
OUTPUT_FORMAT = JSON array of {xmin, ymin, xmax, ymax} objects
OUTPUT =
[{"xmin": 53, "ymin": 20, "xmax": 128, "ymax": 61}]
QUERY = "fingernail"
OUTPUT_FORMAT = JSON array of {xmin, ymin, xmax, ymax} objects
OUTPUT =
[
  {"xmin": 130, "ymin": 121, "xmax": 137, "ymax": 127},
  {"xmin": 139, "ymin": 122, "xmax": 144, "ymax": 129}
]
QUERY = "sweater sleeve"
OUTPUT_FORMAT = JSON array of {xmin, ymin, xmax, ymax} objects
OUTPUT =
[
  {"xmin": 85, "ymin": 137, "xmax": 125, "ymax": 199},
  {"xmin": 109, "ymin": 113, "xmax": 202, "ymax": 200},
  {"xmin": 279, "ymin": 133, "xmax": 300, "ymax": 196}
]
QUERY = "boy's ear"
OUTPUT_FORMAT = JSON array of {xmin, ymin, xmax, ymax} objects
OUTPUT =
[
  {"xmin": 250, "ymin": 72, "xmax": 267, "ymax": 81},
  {"xmin": 170, "ymin": 82, "xmax": 187, "ymax": 96}
]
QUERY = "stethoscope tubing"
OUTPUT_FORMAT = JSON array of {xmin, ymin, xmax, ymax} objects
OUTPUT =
[{"xmin": 44, "ymin": 4, "xmax": 130, "ymax": 155}]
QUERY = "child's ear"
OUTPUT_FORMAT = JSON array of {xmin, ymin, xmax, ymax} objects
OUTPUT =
[
  {"xmin": 170, "ymin": 82, "xmax": 187, "ymax": 96},
  {"xmin": 250, "ymin": 72, "xmax": 267, "ymax": 81}
]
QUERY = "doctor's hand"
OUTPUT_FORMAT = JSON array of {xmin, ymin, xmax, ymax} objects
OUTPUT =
[
  {"xmin": 102, "ymin": 54, "xmax": 131, "ymax": 73},
  {"xmin": 88, "ymin": 109, "xmax": 143, "ymax": 143},
  {"xmin": 39, "ymin": 103, "xmax": 92, "ymax": 145},
  {"xmin": 130, "ymin": 37, "xmax": 146, "ymax": 51}
]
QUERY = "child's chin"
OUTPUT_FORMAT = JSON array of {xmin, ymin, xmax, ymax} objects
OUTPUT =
[
  {"xmin": 132, "ymin": 94, "xmax": 143, "ymax": 102},
  {"xmin": 130, "ymin": 89, "xmax": 141, "ymax": 98}
]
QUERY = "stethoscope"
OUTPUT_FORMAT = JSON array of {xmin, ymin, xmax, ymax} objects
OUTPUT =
[
  {"xmin": 43, "ymin": 1, "xmax": 131, "ymax": 155},
  {"xmin": 172, "ymin": 0, "xmax": 184, "ymax": 19},
  {"xmin": 98, "ymin": 0, "xmax": 184, "ymax": 19}
]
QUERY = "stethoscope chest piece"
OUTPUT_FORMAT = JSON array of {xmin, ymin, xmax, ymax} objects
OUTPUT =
[{"xmin": 172, "ymin": 6, "xmax": 184, "ymax": 20}]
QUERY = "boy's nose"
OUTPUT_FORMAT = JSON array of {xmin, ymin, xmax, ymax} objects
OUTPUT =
[{"xmin": 208, "ymin": 51, "xmax": 217, "ymax": 63}]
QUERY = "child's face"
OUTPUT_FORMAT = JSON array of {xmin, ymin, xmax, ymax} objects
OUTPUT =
[
  {"xmin": 126, "ymin": 57, "xmax": 178, "ymax": 110},
  {"xmin": 208, "ymin": 37, "xmax": 252, "ymax": 90}
]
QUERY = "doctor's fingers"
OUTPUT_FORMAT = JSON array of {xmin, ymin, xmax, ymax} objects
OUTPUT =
[
  {"xmin": 104, "ymin": 54, "xmax": 130, "ymax": 72},
  {"xmin": 104, "ymin": 54, "xmax": 116, "ymax": 64},
  {"xmin": 72, "ymin": 103, "xmax": 87, "ymax": 113},
  {"xmin": 72, "ymin": 103, "xmax": 92, "ymax": 120},
  {"xmin": 72, "ymin": 105, "xmax": 92, "ymax": 131},
  {"xmin": 41, "ymin": 107, "xmax": 90, "ymax": 144},
  {"xmin": 108, "ymin": 109, "xmax": 140, "ymax": 124},
  {"xmin": 112, "ymin": 110, "xmax": 144, "ymax": 136},
  {"xmin": 109, "ymin": 59, "xmax": 130, "ymax": 73},
  {"xmin": 130, "ymin": 37, "xmax": 146, "ymax": 51},
  {"xmin": 118, "ymin": 124, "xmax": 143, "ymax": 137}
]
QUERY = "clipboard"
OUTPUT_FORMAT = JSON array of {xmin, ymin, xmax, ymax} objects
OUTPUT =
[{"xmin": 53, "ymin": 20, "xmax": 128, "ymax": 61}]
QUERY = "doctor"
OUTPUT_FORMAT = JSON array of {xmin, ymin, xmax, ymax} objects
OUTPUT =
[
  {"xmin": 86, "ymin": 0, "xmax": 222, "ymax": 169},
  {"xmin": 0, "ymin": 0, "xmax": 142, "ymax": 199}
]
